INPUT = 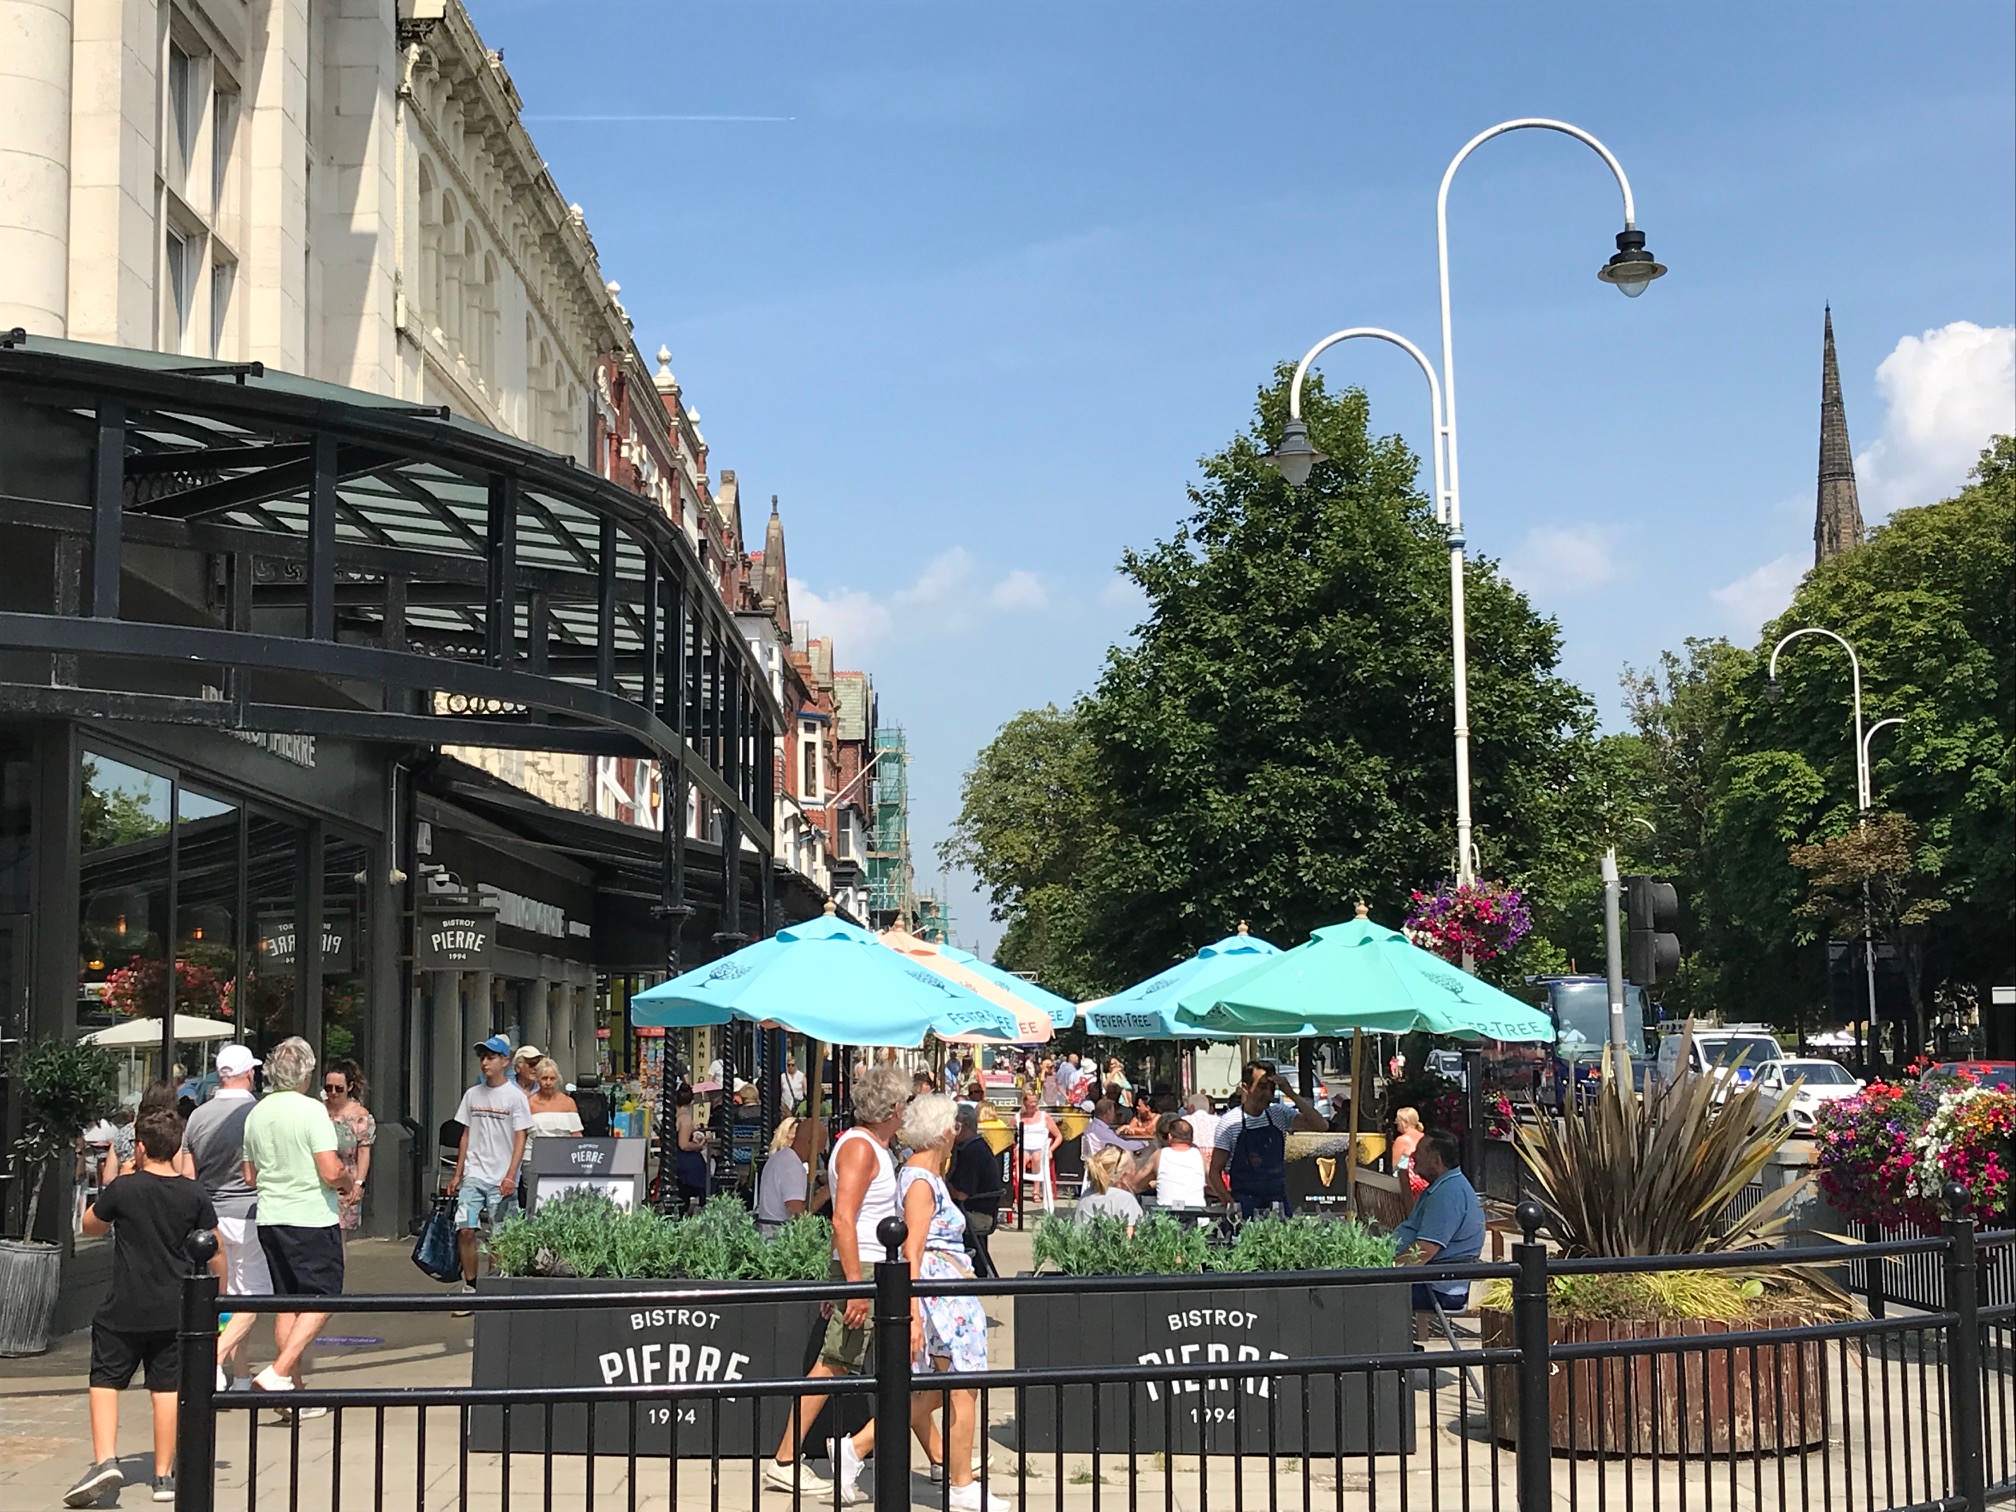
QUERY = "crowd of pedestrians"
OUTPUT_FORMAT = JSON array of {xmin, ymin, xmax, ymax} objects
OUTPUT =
[{"xmin": 65, "ymin": 1034, "xmax": 370, "ymax": 1508}]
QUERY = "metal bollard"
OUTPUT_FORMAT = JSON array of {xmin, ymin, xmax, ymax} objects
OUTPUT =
[
  {"xmin": 1943, "ymin": 1182, "xmax": 1987, "ymax": 1512},
  {"xmin": 175, "ymin": 1229, "xmax": 221, "ymax": 1512},
  {"xmin": 1510, "ymin": 1199, "xmax": 1552, "ymax": 1512},
  {"xmin": 872, "ymin": 1216, "xmax": 913, "ymax": 1512}
]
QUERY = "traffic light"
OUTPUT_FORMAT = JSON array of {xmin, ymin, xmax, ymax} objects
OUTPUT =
[{"xmin": 1625, "ymin": 875, "xmax": 1682, "ymax": 984}]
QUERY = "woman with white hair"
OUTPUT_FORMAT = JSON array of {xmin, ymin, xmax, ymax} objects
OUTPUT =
[
  {"xmin": 768, "ymin": 1061, "xmax": 910, "ymax": 1497},
  {"xmin": 896, "ymin": 1093, "xmax": 1000, "ymax": 1510}
]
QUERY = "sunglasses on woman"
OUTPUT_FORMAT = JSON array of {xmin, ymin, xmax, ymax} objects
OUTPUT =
[{"xmin": 324, "ymin": 1081, "xmax": 347, "ymax": 1094}]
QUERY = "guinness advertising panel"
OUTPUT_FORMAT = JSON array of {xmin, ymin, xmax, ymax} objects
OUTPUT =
[{"xmin": 419, "ymin": 903, "xmax": 497, "ymax": 970}]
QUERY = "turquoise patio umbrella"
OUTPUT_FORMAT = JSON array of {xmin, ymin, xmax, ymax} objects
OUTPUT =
[
  {"xmin": 630, "ymin": 910, "xmax": 1026, "ymax": 1048},
  {"xmin": 1082, "ymin": 927, "xmax": 1283, "ymax": 1040},
  {"xmin": 1174, "ymin": 909, "xmax": 1554, "ymax": 1043},
  {"xmin": 936, "ymin": 944, "xmax": 1076, "ymax": 1028}
]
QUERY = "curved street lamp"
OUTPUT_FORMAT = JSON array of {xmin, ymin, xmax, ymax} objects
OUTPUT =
[
  {"xmin": 1766, "ymin": 626, "xmax": 1912, "ymax": 1042},
  {"xmin": 1270, "ymin": 120, "xmax": 1663, "ymax": 906}
]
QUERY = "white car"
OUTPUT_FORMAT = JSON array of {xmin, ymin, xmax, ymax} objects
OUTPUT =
[{"xmin": 1750, "ymin": 1058, "xmax": 1864, "ymax": 1132}]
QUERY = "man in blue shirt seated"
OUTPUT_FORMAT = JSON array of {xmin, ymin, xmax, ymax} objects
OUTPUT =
[{"xmin": 1388, "ymin": 1129, "xmax": 1486, "ymax": 1314}]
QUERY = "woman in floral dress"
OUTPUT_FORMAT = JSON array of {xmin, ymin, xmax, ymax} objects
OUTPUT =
[
  {"xmin": 323, "ymin": 1059, "xmax": 376, "ymax": 1236},
  {"xmin": 898, "ymin": 1094, "xmax": 1003, "ymax": 1512}
]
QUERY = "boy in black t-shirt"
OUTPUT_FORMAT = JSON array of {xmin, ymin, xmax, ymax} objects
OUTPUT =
[{"xmin": 65, "ymin": 1106, "xmax": 222, "ymax": 1508}]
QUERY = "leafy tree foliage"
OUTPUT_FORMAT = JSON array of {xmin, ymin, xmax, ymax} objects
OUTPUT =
[
  {"xmin": 947, "ymin": 370, "xmax": 1623, "ymax": 995},
  {"xmin": 1623, "ymin": 437, "xmax": 2013, "ymax": 1042},
  {"xmin": 1790, "ymin": 812, "xmax": 1950, "ymax": 1051}
]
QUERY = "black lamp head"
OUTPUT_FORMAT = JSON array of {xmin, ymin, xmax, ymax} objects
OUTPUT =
[{"xmin": 1597, "ymin": 227, "xmax": 1667, "ymax": 298}]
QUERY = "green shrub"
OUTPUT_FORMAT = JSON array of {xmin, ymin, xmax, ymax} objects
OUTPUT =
[
  {"xmin": 1031, "ymin": 1212, "xmax": 1396, "ymax": 1277},
  {"xmin": 487, "ymin": 1190, "xmax": 832, "ymax": 1282},
  {"xmin": 1211, "ymin": 1214, "xmax": 1396, "ymax": 1273}
]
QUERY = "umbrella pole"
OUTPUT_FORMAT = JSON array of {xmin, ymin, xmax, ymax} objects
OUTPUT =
[
  {"xmin": 1345, "ymin": 1030, "xmax": 1363, "ymax": 1219},
  {"xmin": 809, "ymin": 1039, "xmax": 828, "ymax": 1210}
]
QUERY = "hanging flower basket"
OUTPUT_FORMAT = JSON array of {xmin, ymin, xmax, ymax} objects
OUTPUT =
[
  {"xmin": 1814, "ymin": 1072, "xmax": 2016, "ymax": 1229},
  {"xmin": 1404, "ymin": 880, "xmax": 1532, "ymax": 966},
  {"xmin": 101, "ymin": 955, "xmax": 227, "ymax": 1019}
]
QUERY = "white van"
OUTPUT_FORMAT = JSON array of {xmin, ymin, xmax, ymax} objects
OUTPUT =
[{"xmin": 1653, "ymin": 1022, "xmax": 1786, "ymax": 1093}]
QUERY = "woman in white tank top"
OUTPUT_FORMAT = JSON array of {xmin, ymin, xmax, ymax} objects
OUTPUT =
[
  {"xmin": 830, "ymin": 1125, "xmax": 899, "ymax": 1260},
  {"xmin": 1133, "ymin": 1117, "xmax": 1209, "ymax": 1212}
]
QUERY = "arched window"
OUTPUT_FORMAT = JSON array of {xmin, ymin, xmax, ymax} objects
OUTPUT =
[
  {"xmin": 461, "ymin": 226, "xmax": 480, "ymax": 363},
  {"xmin": 478, "ymin": 253, "xmax": 500, "ymax": 378},
  {"xmin": 438, "ymin": 192, "xmax": 463, "ymax": 345},
  {"xmin": 416, "ymin": 158, "xmax": 441, "ymax": 332}
]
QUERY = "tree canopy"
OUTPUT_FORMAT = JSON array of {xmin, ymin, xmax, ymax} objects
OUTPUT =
[
  {"xmin": 1622, "ymin": 436, "xmax": 2014, "ymax": 1043},
  {"xmin": 946, "ymin": 369, "xmax": 1626, "ymax": 997}
]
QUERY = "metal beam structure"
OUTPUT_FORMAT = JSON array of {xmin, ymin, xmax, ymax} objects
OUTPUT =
[{"xmin": 0, "ymin": 336, "xmax": 779, "ymax": 851}]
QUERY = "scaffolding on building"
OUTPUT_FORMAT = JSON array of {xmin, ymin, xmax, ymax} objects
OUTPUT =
[
  {"xmin": 914, "ymin": 890, "xmax": 954, "ymax": 947},
  {"xmin": 867, "ymin": 727, "xmax": 914, "ymax": 928}
]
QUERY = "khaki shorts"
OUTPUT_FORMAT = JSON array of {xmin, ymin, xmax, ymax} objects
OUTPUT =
[{"xmin": 820, "ymin": 1259, "xmax": 874, "ymax": 1372}]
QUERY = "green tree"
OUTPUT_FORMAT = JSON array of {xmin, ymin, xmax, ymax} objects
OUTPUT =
[
  {"xmin": 939, "ymin": 704, "xmax": 1111, "ymax": 997},
  {"xmin": 79, "ymin": 759, "xmax": 168, "ymax": 854},
  {"xmin": 1622, "ymin": 436, "xmax": 2013, "ymax": 1038},
  {"xmin": 951, "ymin": 368, "xmax": 1624, "ymax": 994},
  {"xmin": 1789, "ymin": 812, "xmax": 1950, "ymax": 1053}
]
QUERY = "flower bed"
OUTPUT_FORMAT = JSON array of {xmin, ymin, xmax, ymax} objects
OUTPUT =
[{"xmin": 1812, "ymin": 1071, "xmax": 2016, "ymax": 1228}]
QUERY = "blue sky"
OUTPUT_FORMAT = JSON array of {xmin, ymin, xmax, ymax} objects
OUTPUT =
[{"xmin": 469, "ymin": 1, "xmax": 2016, "ymax": 956}]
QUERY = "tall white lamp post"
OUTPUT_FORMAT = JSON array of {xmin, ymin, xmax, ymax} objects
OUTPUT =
[
  {"xmin": 1272, "ymin": 119, "xmax": 1665, "ymax": 900},
  {"xmin": 1767, "ymin": 627, "xmax": 1909, "ymax": 1043}
]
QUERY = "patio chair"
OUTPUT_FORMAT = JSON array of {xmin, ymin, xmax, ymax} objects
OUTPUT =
[{"xmin": 1415, "ymin": 1278, "xmax": 1487, "ymax": 1403}]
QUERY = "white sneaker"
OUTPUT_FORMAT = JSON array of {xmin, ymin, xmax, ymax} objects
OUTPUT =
[
  {"xmin": 947, "ymin": 1483, "xmax": 1008, "ymax": 1512},
  {"xmin": 762, "ymin": 1460, "xmax": 833, "ymax": 1496},
  {"xmin": 929, "ymin": 1454, "xmax": 988, "ymax": 1484},
  {"xmin": 833, "ymin": 1435, "xmax": 868, "ymax": 1505},
  {"xmin": 216, "ymin": 1365, "xmax": 229, "ymax": 1392},
  {"xmin": 452, "ymin": 1283, "xmax": 476, "ymax": 1318},
  {"xmin": 251, "ymin": 1367, "xmax": 295, "ymax": 1393}
]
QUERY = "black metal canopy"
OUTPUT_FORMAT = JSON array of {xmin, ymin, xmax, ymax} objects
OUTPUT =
[{"xmin": 0, "ymin": 333, "xmax": 775, "ymax": 847}]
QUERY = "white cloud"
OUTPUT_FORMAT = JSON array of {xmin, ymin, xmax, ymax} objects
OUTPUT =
[
  {"xmin": 989, "ymin": 569, "xmax": 1049, "ymax": 612},
  {"xmin": 1099, "ymin": 573, "xmax": 1148, "ymax": 613},
  {"xmin": 788, "ymin": 578, "xmax": 895, "ymax": 658},
  {"xmin": 1856, "ymin": 321, "xmax": 2016, "ymax": 517},
  {"xmin": 1710, "ymin": 552, "xmax": 1807, "ymax": 634},
  {"xmin": 894, "ymin": 547, "xmax": 977, "ymax": 609},
  {"xmin": 1503, "ymin": 525, "xmax": 1625, "ymax": 595},
  {"xmin": 793, "ymin": 549, "xmax": 1053, "ymax": 652}
]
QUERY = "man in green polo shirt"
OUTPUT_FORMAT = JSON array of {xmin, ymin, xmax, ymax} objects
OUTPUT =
[{"xmin": 240, "ymin": 1037, "xmax": 355, "ymax": 1397}]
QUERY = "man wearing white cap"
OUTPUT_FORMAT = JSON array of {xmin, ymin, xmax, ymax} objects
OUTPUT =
[
  {"xmin": 512, "ymin": 1046, "xmax": 542, "ymax": 1098},
  {"xmin": 180, "ymin": 1044, "xmax": 268, "ymax": 1389}
]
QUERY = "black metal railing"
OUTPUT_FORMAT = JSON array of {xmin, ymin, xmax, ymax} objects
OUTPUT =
[
  {"xmin": 1858, "ymin": 1214, "xmax": 2016, "ymax": 1316},
  {"xmin": 174, "ymin": 1194, "xmax": 2010, "ymax": 1512}
]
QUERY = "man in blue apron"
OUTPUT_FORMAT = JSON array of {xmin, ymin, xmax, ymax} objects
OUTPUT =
[{"xmin": 1206, "ymin": 1062, "xmax": 1328, "ymax": 1217}]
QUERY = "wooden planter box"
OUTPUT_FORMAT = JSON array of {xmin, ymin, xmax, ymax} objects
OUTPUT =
[
  {"xmin": 468, "ymin": 1276, "xmax": 865, "ymax": 1458},
  {"xmin": 1014, "ymin": 1279, "xmax": 1414, "ymax": 1456},
  {"xmin": 1480, "ymin": 1312, "xmax": 1829, "ymax": 1455}
]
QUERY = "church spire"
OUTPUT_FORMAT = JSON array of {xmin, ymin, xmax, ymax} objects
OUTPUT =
[{"xmin": 1815, "ymin": 305, "xmax": 1865, "ymax": 565}]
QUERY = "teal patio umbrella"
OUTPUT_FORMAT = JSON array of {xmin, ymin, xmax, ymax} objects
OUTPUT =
[
  {"xmin": 1082, "ymin": 927, "xmax": 1282, "ymax": 1040},
  {"xmin": 631, "ymin": 910, "xmax": 1026, "ymax": 1048},
  {"xmin": 1175, "ymin": 909, "xmax": 1554, "ymax": 1043}
]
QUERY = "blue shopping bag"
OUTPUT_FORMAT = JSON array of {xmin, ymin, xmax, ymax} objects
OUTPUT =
[{"xmin": 410, "ymin": 1195, "xmax": 463, "ymax": 1284}]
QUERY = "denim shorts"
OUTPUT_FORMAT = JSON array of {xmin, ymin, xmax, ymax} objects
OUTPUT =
[{"xmin": 455, "ymin": 1176, "xmax": 505, "ymax": 1232}]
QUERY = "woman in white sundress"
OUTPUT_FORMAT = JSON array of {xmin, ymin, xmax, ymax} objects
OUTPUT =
[{"xmin": 899, "ymin": 1094, "xmax": 1004, "ymax": 1512}]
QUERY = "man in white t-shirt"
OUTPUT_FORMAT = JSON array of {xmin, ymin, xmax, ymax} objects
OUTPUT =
[
  {"xmin": 1206, "ymin": 1062, "xmax": 1325, "ymax": 1217},
  {"xmin": 446, "ymin": 1036, "xmax": 533, "ymax": 1299},
  {"xmin": 1183, "ymin": 1093, "xmax": 1219, "ymax": 1156}
]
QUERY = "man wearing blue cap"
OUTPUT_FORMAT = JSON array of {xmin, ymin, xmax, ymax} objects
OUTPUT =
[{"xmin": 445, "ymin": 1036, "xmax": 533, "ymax": 1303}]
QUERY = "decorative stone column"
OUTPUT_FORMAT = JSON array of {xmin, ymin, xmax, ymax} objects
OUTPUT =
[{"xmin": 0, "ymin": 0, "xmax": 73, "ymax": 334}]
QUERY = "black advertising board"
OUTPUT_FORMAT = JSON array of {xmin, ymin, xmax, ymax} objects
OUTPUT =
[
  {"xmin": 417, "ymin": 904, "xmax": 497, "ymax": 970},
  {"xmin": 254, "ymin": 910, "xmax": 356, "ymax": 974},
  {"xmin": 526, "ymin": 1137, "xmax": 645, "ymax": 1213}
]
